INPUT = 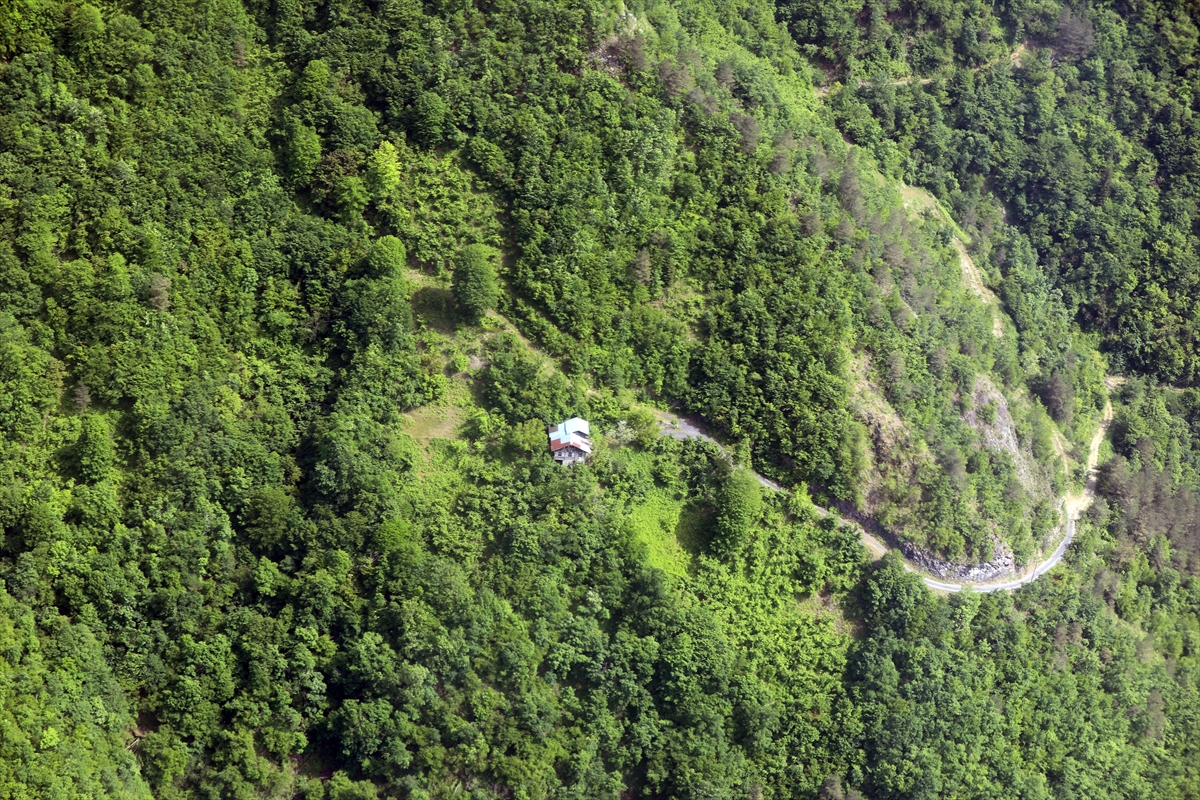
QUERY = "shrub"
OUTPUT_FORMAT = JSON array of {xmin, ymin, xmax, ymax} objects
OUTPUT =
[{"xmin": 451, "ymin": 244, "xmax": 499, "ymax": 322}]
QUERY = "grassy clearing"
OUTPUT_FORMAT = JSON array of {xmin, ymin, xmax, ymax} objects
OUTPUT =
[
  {"xmin": 402, "ymin": 405, "xmax": 464, "ymax": 448},
  {"xmin": 625, "ymin": 489, "xmax": 692, "ymax": 579}
]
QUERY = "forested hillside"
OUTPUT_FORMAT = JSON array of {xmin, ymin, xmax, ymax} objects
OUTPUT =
[
  {"xmin": 782, "ymin": 0, "xmax": 1200, "ymax": 383},
  {"xmin": 0, "ymin": 0, "xmax": 1199, "ymax": 797}
]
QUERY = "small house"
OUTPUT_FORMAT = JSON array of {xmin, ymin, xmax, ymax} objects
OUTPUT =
[{"xmin": 548, "ymin": 417, "xmax": 592, "ymax": 465}]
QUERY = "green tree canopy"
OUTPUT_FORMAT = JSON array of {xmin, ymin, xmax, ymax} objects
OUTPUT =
[{"xmin": 452, "ymin": 243, "xmax": 499, "ymax": 323}]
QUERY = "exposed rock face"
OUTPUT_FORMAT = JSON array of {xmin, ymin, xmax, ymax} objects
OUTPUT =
[
  {"xmin": 834, "ymin": 498, "xmax": 1028, "ymax": 582},
  {"xmin": 962, "ymin": 374, "xmax": 1049, "ymax": 498},
  {"xmin": 899, "ymin": 540, "xmax": 1017, "ymax": 582}
]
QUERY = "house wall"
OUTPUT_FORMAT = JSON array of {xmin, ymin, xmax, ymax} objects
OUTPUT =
[{"xmin": 553, "ymin": 446, "xmax": 586, "ymax": 465}]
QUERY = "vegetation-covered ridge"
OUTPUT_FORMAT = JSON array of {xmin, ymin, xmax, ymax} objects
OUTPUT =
[
  {"xmin": 0, "ymin": 0, "xmax": 1198, "ymax": 798},
  {"xmin": 783, "ymin": 0, "xmax": 1200, "ymax": 384},
  {"xmin": 654, "ymin": 374, "xmax": 1106, "ymax": 591}
]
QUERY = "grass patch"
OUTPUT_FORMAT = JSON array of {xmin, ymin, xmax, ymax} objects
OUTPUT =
[
  {"xmin": 625, "ymin": 489, "xmax": 692, "ymax": 579},
  {"xmin": 403, "ymin": 405, "xmax": 464, "ymax": 449},
  {"xmin": 412, "ymin": 285, "xmax": 457, "ymax": 335}
]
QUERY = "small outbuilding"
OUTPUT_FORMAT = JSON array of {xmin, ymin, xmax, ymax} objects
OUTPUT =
[{"xmin": 548, "ymin": 417, "xmax": 592, "ymax": 465}]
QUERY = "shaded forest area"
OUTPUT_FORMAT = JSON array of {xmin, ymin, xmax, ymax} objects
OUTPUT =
[
  {"xmin": 0, "ymin": 0, "xmax": 1198, "ymax": 798},
  {"xmin": 1096, "ymin": 380, "xmax": 1200, "ymax": 577}
]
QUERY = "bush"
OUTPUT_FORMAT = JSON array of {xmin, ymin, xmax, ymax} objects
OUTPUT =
[
  {"xmin": 414, "ymin": 91, "xmax": 448, "ymax": 146},
  {"xmin": 364, "ymin": 236, "xmax": 406, "ymax": 279},
  {"xmin": 712, "ymin": 468, "xmax": 762, "ymax": 557},
  {"xmin": 1037, "ymin": 371, "xmax": 1074, "ymax": 425},
  {"xmin": 285, "ymin": 119, "xmax": 322, "ymax": 184},
  {"xmin": 451, "ymin": 244, "xmax": 499, "ymax": 322}
]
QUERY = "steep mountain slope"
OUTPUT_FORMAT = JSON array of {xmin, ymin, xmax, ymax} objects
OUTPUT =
[
  {"xmin": 779, "ymin": 0, "xmax": 1200, "ymax": 383},
  {"xmin": 1, "ymin": 1, "xmax": 1198, "ymax": 798}
]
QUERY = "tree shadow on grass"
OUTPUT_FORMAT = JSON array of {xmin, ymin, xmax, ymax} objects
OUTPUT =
[
  {"xmin": 412, "ymin": 286, "xmax": 457, "ymax": 335},
  {"xmin": 675, "ymin": 500, "xmax": 714, "ymax": 561}
]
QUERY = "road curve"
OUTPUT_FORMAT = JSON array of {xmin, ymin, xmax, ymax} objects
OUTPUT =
[
  {"xmin": 656, "ymin": 390, "xmax": 1114, "ymax": 593},
  {"xmin": 927, "ymin": 390, "xmax": 1114, "ymax": 592},
  {"xmin": 920, "ymin": 513, "xmax": 1075, "ymax": 592}
]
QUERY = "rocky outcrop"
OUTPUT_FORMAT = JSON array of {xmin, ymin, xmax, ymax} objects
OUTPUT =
[
  {"xmin": 963, "ymin": 374, "xmax": 1049, "ymax": 497},
  {"xmin": 833, "ymin": 498, "xmax": 1031, "ymax": 582},
  {"xmin": 899, "ymin": 540, "xmax": 1016, "ymax": 582}
]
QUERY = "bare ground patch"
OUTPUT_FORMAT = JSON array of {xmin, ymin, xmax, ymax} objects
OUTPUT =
[{"xmin": 963, "ymin": 374, "xmax": 1051, "ymax": 498}]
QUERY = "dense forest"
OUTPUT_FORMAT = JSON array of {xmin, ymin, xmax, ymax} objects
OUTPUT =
[
  {"xmin": 0, "ymin": 0, "xmax": 1199, "ymax": 797},
  {"xmin": 783, "ymin": 0, "xmax": 1200, "ymax": 383}
]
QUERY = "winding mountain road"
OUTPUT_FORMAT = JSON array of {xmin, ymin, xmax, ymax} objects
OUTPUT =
[
  {"xmin": 657, "ymin": 390, "xmax": 1114, "ymax": 592},
  {"xmin": 655, "ymin": 135, "xmax": 1109, "ymax": 592}
]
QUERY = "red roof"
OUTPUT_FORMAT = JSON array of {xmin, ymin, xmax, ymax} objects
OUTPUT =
[{"xmin": 548, "ymin": 432, "xmax": 592, "ymax": 453}]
